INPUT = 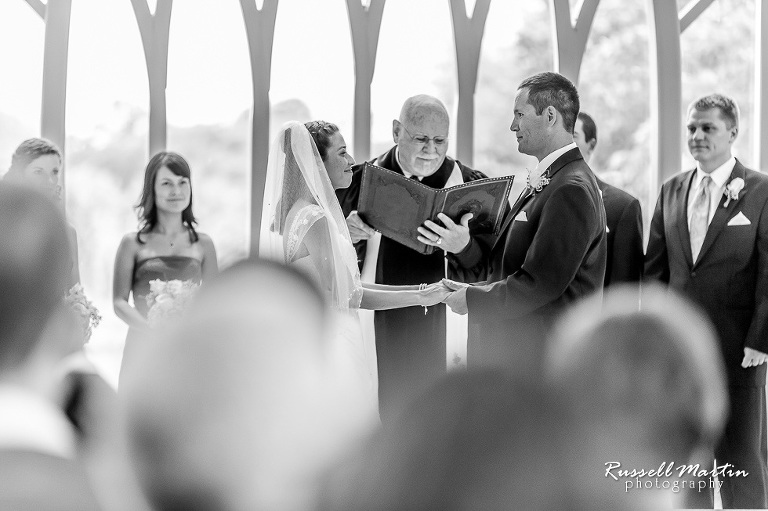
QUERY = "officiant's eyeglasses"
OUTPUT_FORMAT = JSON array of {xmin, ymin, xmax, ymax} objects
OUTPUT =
[{"xmin": 400, "ymin": 123, "xmax": 448, "ymax": 146}]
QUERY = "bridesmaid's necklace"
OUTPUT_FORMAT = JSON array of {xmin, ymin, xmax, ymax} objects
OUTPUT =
[{"xmin": 165, "ymin": 230, "xmax": 183, "ymax": 248}]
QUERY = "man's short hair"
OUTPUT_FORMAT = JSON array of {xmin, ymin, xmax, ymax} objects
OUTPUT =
[
  {"xmin": 577, "ymin": 112, "xmax": 597, "ymax": 145},
  {"xmin": 519, "ymin": 72, "xmax": 580, "ymax": 134},
  {"xmin": 689, "ymin": 93, "xmax": 740, "ymax": 129}
]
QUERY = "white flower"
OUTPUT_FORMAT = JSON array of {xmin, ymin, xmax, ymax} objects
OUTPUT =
[
  {"xmin": 166, "ymin": 280, "xmax": 183, "ymax": 295},
  {"xmin": 526, "ymin": 169, "xmax": 551, "ymax": 193},
  {"xmin": 63, "ymin": 284, "xmax": 101, "ymax": 344},
  {"xmin": 724, "ymin": 177, "xmax": 745, "ymax": 207},
  {"xmin": 155, "ymin": 293, "xmax": 173, "ymax": 305},
  {"xmin": 146, "ymin": 279, "xmax": 200, "ymax": 329},
  {"xmin": 149, "ymin": 279, "xmax": 166, "ymax": 294}
]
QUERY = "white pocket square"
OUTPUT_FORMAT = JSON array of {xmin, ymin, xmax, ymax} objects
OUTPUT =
[
  {"xmin": 514, "ymin": 211, "xmax": 528, "ymax": 222},
  {"xmin": 727, "ymin": 211, "xmax": 751, "ymax": 226}
]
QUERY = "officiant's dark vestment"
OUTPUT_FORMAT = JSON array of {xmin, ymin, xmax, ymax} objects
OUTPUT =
[
  {"xmin": 645, "ymin": 160, "xmax": 768, "ymax": 509},
  {"xmin": 464, "ymin": 148, "xmax": 606, "ymax": 374},
  {"xmin": 597, "ymin": 176, "xmax": 643, "ymax": 287},
  {"xmin": 336, "ymin": 146, "xmax": 489, "ymax": 421}
]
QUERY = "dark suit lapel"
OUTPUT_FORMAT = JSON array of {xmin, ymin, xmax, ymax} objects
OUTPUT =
[
  {"xmin": 695, "ymin": 162, "xmax": 747, "ymax": 266},
  {"xmin": 492, "ymin": 148, "xmax": 582, "ymax": 252},
  {"xmin": 675, "ymin": 171, "xmax": 695, "ymax": 268},
  {"xmin": 495, "ymin": 186, "xmax": 533, "ymax": 245}
]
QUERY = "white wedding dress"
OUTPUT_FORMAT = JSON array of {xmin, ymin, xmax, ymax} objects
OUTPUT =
[{"xmin": 259, "ymin": 123, "xmax": 379, "ymax": 423}]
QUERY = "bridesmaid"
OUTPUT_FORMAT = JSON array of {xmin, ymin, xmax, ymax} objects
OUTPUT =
[
  {"xmin": 113, "ymin": 151, "xmax": 217, "ymax": 385},
  {"xmin": 5, "ymin": 138, "xmax": 79, "ymax": 287}
]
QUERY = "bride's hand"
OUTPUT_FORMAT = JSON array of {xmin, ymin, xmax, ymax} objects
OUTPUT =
[
  {"xmin": 420, "ymin": 282, "xmax": 453, "ymax": 307},
  {"xmin": 441, "ymin": 278, "xmax": 470, "ymax": 292}
]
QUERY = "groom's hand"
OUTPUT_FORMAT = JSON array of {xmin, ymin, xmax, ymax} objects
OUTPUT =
[
  {"xmin": 444, "ymin": 287, "xmax": 468, "ymax": 315},
  {"xmin": 418, "ymin": 213, "xmax": 473, "ymax": 254}
]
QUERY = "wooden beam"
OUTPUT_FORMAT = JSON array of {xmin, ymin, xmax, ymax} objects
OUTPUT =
[
  {"xmin": 550, "ymin": 0, "xmax": 601, "ymax": 85},
  {"xmin": 23, "ymin": 0, "xmax": 46, "ymax": 19},
  {"xmin": 646, "ymin": 0, "xmax": 682, "ymax": 199},
  {"xmin": 448, "ymin": 0, "xmax": 491, "ymax": 166},
  {"xmin": 240, "ymin": 0, "xmax": 279, "ymax": 255},
  {"xmin": 40, "ymin": 0, "xmax": 72, "ymax": 158},
  {"xmin": 679, "ymin": 0, "xmax": 717, "ymax": 33},
  {"xmin": 346, "ymin": 0, "xmax": 385, "ymax": 162},
  {"xmin": 755, "ymin": 0, "xmax": 768, "ymax": 172},
  {"xmin": 131, "ymin": 0, "xmax": 173, "ymax": 157}
]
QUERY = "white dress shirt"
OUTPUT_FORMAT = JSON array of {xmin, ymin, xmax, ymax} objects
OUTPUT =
[
  {"xmin": 531, "ymin": 142, "xmax": 578, "ymax": 183},
  {"xmin": 687, "ymin": 156, "xmax": 735, "ymax": 229}
]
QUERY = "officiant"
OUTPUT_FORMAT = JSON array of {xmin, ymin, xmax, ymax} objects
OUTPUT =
[{"xmin": 336, "ymin": 95, "xmax": 491, "ymax": 423}]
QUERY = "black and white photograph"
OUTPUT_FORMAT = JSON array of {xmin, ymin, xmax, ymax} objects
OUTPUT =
[{"xmin": 0, "ymin": 0, "xmax": 766, "ymax": 509}]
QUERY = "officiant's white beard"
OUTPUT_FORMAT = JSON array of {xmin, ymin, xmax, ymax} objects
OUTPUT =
[{"xmin": 396, "ymin": 148, "xmax": 444, "ymax": 178}]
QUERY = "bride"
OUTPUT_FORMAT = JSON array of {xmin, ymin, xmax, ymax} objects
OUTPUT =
[{"xmin": 260, "ymin": 121, "xmax": 450, "ymax": 419}]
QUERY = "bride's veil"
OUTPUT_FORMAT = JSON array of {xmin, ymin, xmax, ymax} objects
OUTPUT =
[{"xmin": 259, "ymin": 121, "xmax": 362, "ymax": 311}]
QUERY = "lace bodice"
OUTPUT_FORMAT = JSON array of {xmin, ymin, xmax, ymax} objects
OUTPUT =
[{"xmin": 285, "ymin": 204, "xmax": 363, "ymax": 309}]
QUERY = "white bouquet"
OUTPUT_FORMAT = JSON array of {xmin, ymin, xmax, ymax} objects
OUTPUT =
[
  {"xmin": 145, "ymin": 279, "xmax": 199, "ymax": 328},
  {"xmin": 64, "ymin": 284, "xmax": 101, "ymax": 343}
]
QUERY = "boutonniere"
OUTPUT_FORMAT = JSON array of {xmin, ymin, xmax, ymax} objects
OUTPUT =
[
  {"xmin": 526, "ymin": 168, "xmax": 551, "ymax": 194},
  {"xmin": 723, "ymin": 177, "xmax": 745, "ymax": 207}
]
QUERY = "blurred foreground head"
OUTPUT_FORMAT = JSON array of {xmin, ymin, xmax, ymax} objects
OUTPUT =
[
  {"xmin": 322, "ymin": 369, "xmax": 569, "ymax": 511},
  {"xmin": 546, "ymin": 284, "xmax": 728, "ymax": 508},
  {"xmin": 121, "ymin": 258, "xmax": 369, "ymax": 511},
  {"xmin": 0, "ymin": 182, "xmax": 71, "ymax": 374}
]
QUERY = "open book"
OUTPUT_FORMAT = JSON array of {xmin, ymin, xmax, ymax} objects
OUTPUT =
[{"xmin": 357, "ymin": 163, "xmax": 514, "ymax": 255}]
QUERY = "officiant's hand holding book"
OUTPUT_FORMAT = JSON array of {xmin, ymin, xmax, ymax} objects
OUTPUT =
[{"xmin": 357, "ymin": 163, "xmax": 514, "ymax": 255}]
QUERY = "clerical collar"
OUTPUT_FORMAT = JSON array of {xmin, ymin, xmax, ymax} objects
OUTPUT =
[
  {"xmin": 395, "ymin": 148, "xmax": 423, "ymax": 181},
  {"xmin": 535, "ymin": 142, "xmax": 578, "ymax": 176},
  {"xmin": 694, "ymin": 156, "xmax": 735, "ymax": 191}
]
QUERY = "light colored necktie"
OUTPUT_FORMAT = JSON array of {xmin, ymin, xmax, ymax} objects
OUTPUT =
[{"xmin": 690, "ymin": 175, "xmax": 712, "ymax": 262}]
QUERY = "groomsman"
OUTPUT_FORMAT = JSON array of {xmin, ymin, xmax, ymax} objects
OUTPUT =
[
  {"xmin": 444, "ymin": 72, "xmax": 606, "ymax": 374},
  {"xmin": 645, "ymin": 93, "xmax": 768, "ymax": 508},
  {"xmin": 573, "ymin": 112, "xmax": 643, "ymax": 288}
]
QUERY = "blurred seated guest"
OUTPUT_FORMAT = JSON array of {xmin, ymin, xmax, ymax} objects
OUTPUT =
[
  {"xmin": 113, "ymin": 151, "xmax": 218, "ymax": 387},
  {"xmin": 121, "ymin": 258, "xmax": 373, "ymax": 511},
  {"xmin": 546, "ymin": 284, "xmax": 728, "ymax": 511},
  {"xmin": 320, "ymin": 370, "xmax": 569, "ymax": 511},
  {"xmin": 0, "ymin": 183, "xmax": 101, "ymax": 510},
  {"xmin": 4, "ymin": 138, "xmax": 80, "ymax": 287},
  {"xmin": 6, "ymin": 141, "xmax": 123, "ymax": 506},
  {"xmin": 573, "ymin": 112, "xmax": 643, "ymax": 289}
]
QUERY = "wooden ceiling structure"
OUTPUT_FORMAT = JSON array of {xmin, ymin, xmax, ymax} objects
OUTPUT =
[{"xmin": 22, "ymin": 0, "xmax": 766, "ymax": 252}]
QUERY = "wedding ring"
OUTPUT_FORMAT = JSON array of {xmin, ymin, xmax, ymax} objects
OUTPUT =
[{"xmin": 436, "ymin": 237, "xmax": 443, "ymax": 245}]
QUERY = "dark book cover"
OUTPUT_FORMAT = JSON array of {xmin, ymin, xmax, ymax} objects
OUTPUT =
[{"xmin": 357, "ymin": 163, "xmax": 514, "ymax": 255}]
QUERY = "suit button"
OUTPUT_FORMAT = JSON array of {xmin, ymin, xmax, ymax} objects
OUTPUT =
[{"xmin": 691, "ymin": 271, "xmax": 696, "ymax": 277}]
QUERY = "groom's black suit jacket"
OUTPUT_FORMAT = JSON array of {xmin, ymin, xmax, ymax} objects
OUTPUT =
[{"xmin": 465, "ymin": 148, "xmax": 606, "ymax": 373}]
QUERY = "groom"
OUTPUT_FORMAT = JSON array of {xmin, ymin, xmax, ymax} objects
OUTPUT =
[{"xmin": 444, "ymin": 72, "xmax": 606, "ymax": 375}]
